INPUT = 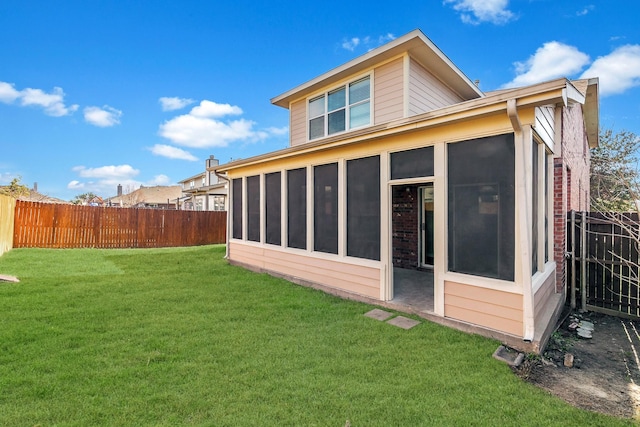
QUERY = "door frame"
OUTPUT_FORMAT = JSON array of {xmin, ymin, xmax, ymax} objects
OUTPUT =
[{"xmin": 419, "ymin": 184, "xmax": 435, "ymax": 269}]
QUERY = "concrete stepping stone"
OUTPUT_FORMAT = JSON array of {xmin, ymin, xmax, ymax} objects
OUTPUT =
[
  {"xmin": 579, "ymin": 321, "xmax": 595, "ymax": 331},
  {"xmin": 364, "ymin": 309, "xmax": 394, "ymax": 321},
  {"xmin": 493, "ymin": 345, "xmax": 524, "ymax": 367},
  {"xmin": 386, "ymin": 316, "xmax": 420, "ymax": 330}
]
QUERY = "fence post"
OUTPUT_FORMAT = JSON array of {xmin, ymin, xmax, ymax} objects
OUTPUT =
[{"xmin": 580, "ymin": 210, "xmax": 587, "ymax": 312}]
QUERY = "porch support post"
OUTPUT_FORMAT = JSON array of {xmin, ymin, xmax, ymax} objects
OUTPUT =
[
  {"xmin": 433, "ymin": 142, "xmax": 446, "ymax": 316},
  {"xmin": 380, "ymin": 151, "xmax": 391, "ymax": 301},
  {"xmin": 509, "ymin": 99, "xmax": 535, "ymax": 341}
]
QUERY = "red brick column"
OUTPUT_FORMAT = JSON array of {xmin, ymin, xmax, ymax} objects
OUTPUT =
[{"xmin": 553, "ymin": 159, "xmax": 567, "ymax": 292}]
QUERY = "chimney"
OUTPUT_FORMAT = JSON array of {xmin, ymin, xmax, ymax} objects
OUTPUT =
[
  {"xmin": 207, "ymin": 155, "xmax": 220, "ymax": 185},
  {"xmin": 117, "ymin": 184, "xmax": 122, "ymax": 197},
  {"xmin": 206, "ymin": 155, "xmax": 219, "ymax": 169},
  {"xmin": 33, "ymin": 182, "xmax": 38, "ymax": 192}
]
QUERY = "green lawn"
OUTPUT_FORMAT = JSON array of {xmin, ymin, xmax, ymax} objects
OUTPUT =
[{"xmin": 0, "ymin": 245, "xmax": 633, "ymax": 426}]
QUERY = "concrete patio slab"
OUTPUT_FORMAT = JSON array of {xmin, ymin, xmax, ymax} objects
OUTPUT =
[
  {"xmin": 387, "ymin": 316, "xmax": 420, "ymax": 330},
  {"xmin": 364, "ymin": 308, "xmax": 394, "ymax": 321}
]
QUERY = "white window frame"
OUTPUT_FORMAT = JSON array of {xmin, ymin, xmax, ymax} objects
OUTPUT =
[{"xmin": 307, "ymin": 74, "xmax": 371, "ymax": 141}]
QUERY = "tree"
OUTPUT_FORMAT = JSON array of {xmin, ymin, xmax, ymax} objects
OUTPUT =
[
  {"xmin": 590, "ymin": 128, "xmax": 640, "ymax": 211},
  {"xmin": 0, "ymin": 177, "xmax": 30, "ymax": 198},
  {"xmin": 71, "ymin": 192, "xmax": 98, "ymax": 205},
  {"xmin": 585, "ymin": 129, "xmax": 640, "ymax": 309}
]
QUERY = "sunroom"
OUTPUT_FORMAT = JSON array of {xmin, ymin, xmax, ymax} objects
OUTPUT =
[{"xmin": 214, "ymin": 31, "xmax": 597, "ymax": 352}]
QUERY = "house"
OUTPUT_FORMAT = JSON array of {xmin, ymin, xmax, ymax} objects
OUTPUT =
[
  {"xmin": 214, "ymin": 30, "xmax": 598, "ymax": 352},
  {"xmin": 107, "ymin": 185, "xmax": 182, "ymax": 209},
  {"xmin": 177, "ymin": 155, "xmax": 228, "ymax": 211}
]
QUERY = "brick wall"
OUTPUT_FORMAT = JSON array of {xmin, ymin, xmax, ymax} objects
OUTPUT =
[
  {"xmin": 554, "ymin": 104, "xmax": 591, "ymax": 292},
  {"xmin": 392, "ymin": 185, "xmax": 419, "ymax": 269}
]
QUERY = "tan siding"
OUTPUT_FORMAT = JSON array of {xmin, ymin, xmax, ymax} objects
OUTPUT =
[
  {"xmin": 535, "ymin": 106, "xmax": 555, "ymax": 150},
  {"xmin": 444, "ymin": 281, "xmax": 523, "ymax": 337},
  {"xmin": 229, "ymin": 242, "xmax": 381, "ymax": 298},
  {"xmin": 290, "ymin": 99, "xmax": 307, "ymax": 147},
  {"xmin": 374, "ymin": 58, "xmax": 404, "ymax": 124},
  {"xmin": 408, "ymin": 58, "xmax": 464, "ymax": 116}
]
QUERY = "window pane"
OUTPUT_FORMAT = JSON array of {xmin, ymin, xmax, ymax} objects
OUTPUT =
[
  {"xmin": 545, "ymin": 152, "xmax": 549, "ymax": 263},
  {"xmin": 390, "ymin": 146, "xmax": 434, "ymax": 179},
  {"xmin": 328, "ymin": 109, "xmax": 346, "ymax": 135},
  {"xmin": 349, "ymin": 77, "xmax": 370, "ymax": 104},
  {"xmin": 287, "ymin": 168, "xmax": 307, "ymax": 249},
  {"xmin": 265, "ymin": 172, "xmax": 281, "ymax": 246},
  {"xmin": 347, "ymin": 156, "xmax": 380, "ymax": 260},
  {"xmin": 309, "ymin": 96, "xmax": 324, "ymax": 117},
  {"xmin": 232, "ymin": 178, "xmax": 243, "ymax": 239},
  {"xmin": 309, "ymin": 116, "xmax": 324, "ymax": 140},
  {"xmin": 247, "ymin": 175, "xmax": 260, "ymax": 242},
  {"xmin": 349, "ymin": 101, "xmax": 370, "ymax": 129},
  {"xmin": 314, "ymin": 163, "xmax": 338, "ymax": 254},
  {"xmin": 328, "ymin": 88, "xmax": 345, "ymax": 111},
  {"xmin": 448, "ymin": 134, "xmax": 515, "ymax": 281}
]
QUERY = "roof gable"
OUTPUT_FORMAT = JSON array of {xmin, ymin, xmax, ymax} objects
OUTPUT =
[{"xmin": 271, "ymin": 29, "xmax": 484, "ymax": 109}]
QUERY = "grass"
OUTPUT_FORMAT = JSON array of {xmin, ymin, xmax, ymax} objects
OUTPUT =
[{"xmin": 0, "ymin": 245, "xmax": 634, "ymax": 426}]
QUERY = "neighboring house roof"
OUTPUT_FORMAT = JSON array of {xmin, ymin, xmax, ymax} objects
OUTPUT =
[
  {"xmin": 16, "ymin": 191, "xmax": 70, "ymax": 204},
  {"xmin": 178, "ymin": 172, "xmax": 205, "ymax": 185},
  {"xmin": 182, "ymin": 181, "xmax": 228, "ymax": 196},
  {"xmin": 108, "ymin": 185, "xmax": 182, "ymax": 205},
  {"xmin": 271, "ymin": 29, "xmax": 484, "ymax": 108}
]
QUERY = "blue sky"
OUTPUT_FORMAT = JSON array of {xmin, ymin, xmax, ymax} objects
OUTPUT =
[{"xmin": 1, "ymin": 0, "xmax": 639, "ymax": 201}]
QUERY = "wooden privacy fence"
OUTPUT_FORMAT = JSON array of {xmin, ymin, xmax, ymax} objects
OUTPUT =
[
  {"xmin": 568, "ymin": 211, "xmax": 640, "ymax": 318},
  {"xmin": 13, "ymin": 201, "xmax": 227, "ymax": 249}
]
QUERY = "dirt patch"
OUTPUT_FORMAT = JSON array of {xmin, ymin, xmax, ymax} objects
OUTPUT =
[{"xmin": 514, "ymin": 311, "xmax": 640, "ymax": 419}]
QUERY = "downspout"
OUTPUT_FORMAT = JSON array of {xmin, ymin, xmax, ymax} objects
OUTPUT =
[
  {"xmin": 507, "ymin": 99, "xmax": 536, "ymax": 342},
  {"xmin": 214, "ymin": 170, "xmax": 231, "ymax": 259}
]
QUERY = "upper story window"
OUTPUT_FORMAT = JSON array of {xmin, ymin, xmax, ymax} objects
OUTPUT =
[{"xmin": 308, "ymin": 76, "xmax": 370, "ymax": 140}]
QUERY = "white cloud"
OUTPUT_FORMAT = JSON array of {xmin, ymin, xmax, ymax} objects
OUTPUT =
[
  {"xmin": 158, "ymin": 100, "xmax": 268, "ymax": 148},
  {"xmin": 378, "ymin": 33, "xmax": 395, "ymax": 45},
  {"xmin": 83, "ymin": 105, "xmax": 122, "ymax": 127},
  {"xmin": 67, "ymin": 177, "xmax": 138, "ymax": 196},
  {"xmin": 190, "ymin": 100, "xmax": 242, "ymax": 118},
  {"xmin": 159, "ymin": 96, "xmax": 195, "ymax": 111},
  {"xmin": 67, "ymin": 180, "xmax": 84, "ymax": 190},
  {"xmin": 576, "ymin": 5, "xmax": 595, "ymax": 16},
  {"xmin": 342, "ymin": 37, "xmax": 360, "ymax": 51},
  {"xmin": 148, "ymin": 174, "xmax": 171, "ymax": 186},
  {"xmin": 0, "ymin": 82, "xmax": 20, "ymax": 103},
  {"xmin": 265, "ymin": 126, "xmax": 289, "ymax": 136},
  {"xmin": 502, "ymin": 41, "xmax": 590, "ymax": 88},
  {"xmin": 0, "ymin": 82, "xmax": 78, "ymax": 116},
  {"xmin": 150, "ymin": 144, "xmax": 198, "ymax": 161},
  {"xmin": 20, "ymin": 87, "xmax": 79, "ymax": 117},
  {"xmin": 68, "ymin": 164, "xmax": 163, "ymax": 197},
  {"xmin": 72, "ymin": 164, "xmax": 139, "ymax": 179},
  {"xmin": 444, "ymin": 0, "xmax": 515, "ymax": 25},
  {"xmin": 341, "ymin": 33, "xmax": 395, "ymax": 52},
  {"xmin": 581, "ymin": 45, "xmax": 640, "ymax": 96}
]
